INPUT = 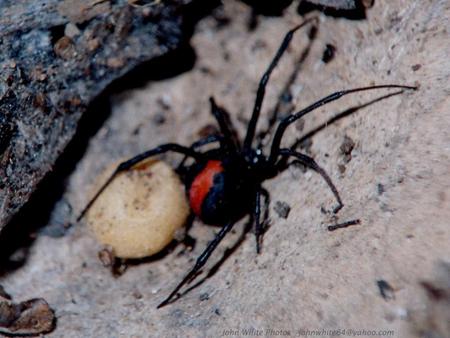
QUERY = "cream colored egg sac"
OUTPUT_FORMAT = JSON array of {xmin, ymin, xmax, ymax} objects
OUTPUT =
[{"xmin": 87, "ymin": 159, "xmax": 189, "ymax": 259}]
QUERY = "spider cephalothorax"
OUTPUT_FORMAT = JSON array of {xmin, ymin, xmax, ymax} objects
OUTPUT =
[{"xmin": 78, "ymin": 17, "xmax": 416, "ymax": 308}]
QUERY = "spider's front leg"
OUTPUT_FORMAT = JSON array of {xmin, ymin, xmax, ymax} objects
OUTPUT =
[
  {"xmin": 277, "ymin": 148, "xmax": 343, "ymax": 214},
  {"xmin": 243, "ymin": 17, "xmax": 318, "ymax": 150},
  {"xmin": 268, "ymin": 84, "xmax": 418, "ymax": 164},
  {"xmin": 157, "ymin": 221, "xmax": 236, "ymax": 308},
  {"xmin": 276, "ymin": 149, "xmax": 361, "ymax": 231},
  {"xmin": 77, "ymin": 143, "xmax": 203, "ymax": 221}
]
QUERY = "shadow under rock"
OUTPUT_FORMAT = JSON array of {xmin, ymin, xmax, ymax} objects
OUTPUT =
[{"xmin": 297, "ymin": 1, "xmax": 368, "ymax": 20}]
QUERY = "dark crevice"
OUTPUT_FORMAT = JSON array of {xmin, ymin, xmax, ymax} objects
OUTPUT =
[
  {"xmin": 297, "ymin": 1, "xmax": 367, "ymax": 20},
  {"xmin": 106, "ymin": 44, "xmax": 197, "ymax": 93},
  {"xmin": 49, "ymin": 24, "xmax": 66, "ymax": 45},
  {"xmin": 240, "ymin": 0, "xmax": 294, "ymax": 16}
]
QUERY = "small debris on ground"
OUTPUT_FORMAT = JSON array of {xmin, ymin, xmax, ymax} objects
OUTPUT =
[
  {"xmin": 327, "ymin": 219, "xmax": 360, "ymax": 231},
  {"xmin": 377, "ymin": 183, "xmax": 385, "ymax": 195},
  {"xmin": 98, "ymin": 246, "xmax": 128, "ymax": 277},
  {"xmin": 322, "ymin": 43, "xmax": 336, "ymax": 63},
  {"xmin": 274, "ymin": 201, "xmax": 291, "ymax": 219},
  {"xmin": 0, "ymin": 286, "xmax": 55, "ymax": 336},
  {"xmin": 340, "ymin": 135, "xmax": 355, "ymax": 163},
  {"xmin": 199, "ymin": 293, "xmax": 210, "ymax": 301},
  {"xmin": 376, "ymin": 280, "xmax": 396, "ymax": 300}
]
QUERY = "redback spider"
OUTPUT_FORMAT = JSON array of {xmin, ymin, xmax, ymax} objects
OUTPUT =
[{"xmin": 77, "ymin": 18, "xmax": 417, "ymax": 308}]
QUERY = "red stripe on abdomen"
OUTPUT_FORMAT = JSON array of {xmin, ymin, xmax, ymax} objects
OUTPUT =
[{"xmin": 189, "ymin": 160, "xmax": 223, "ymax": 216}]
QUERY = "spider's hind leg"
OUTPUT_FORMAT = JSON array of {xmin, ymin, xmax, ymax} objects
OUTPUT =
[
  {"xmin": 254, "ymin": 188, "xmax": 270, "ymax": 254},
  {"xmin": 157, "ymin": 220, "xmax": 236, "ymax": 308}
]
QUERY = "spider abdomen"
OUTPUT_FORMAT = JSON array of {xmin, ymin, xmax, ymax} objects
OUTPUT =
[
  {"xmin": 189, "ymin": 160, "xmax": 250, "ymax": 225},
  {"xmin": 189, "ymin": 160, "xmax": 223, "ymax": 217}
]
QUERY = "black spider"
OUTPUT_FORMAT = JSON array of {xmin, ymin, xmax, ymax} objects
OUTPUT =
[{"xmin": 78, "ymin": 18, "xmax": 416, "ymax": 308}]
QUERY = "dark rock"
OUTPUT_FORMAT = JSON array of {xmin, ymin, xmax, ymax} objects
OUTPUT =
[
  {"xmin": 0, "ymin": 0, "xmax": 201, "ymax": 231},
  {"xmin": 0, "ymin": 287, "xmax": 55, "ymax": 336},
  {"xmin": 322, "ymin": 43, "xmax": 336, "ymax": 63}
]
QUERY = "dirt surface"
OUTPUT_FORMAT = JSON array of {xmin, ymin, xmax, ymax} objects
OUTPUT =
[{"xmin": 1, "ymin": 0, "xmax": 449, "ymax": 337}]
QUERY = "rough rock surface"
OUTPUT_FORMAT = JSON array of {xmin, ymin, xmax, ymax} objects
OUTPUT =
[
  {"xmin": 0, "ymin": 0, "xmax": 193, "ymax": 230},
  {"xmin": 1, "ymin": 0, "xmax": 449, "ymax": 337}
]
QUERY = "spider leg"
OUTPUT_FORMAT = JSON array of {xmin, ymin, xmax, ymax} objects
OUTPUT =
[
  {"xmin": 254, "ymin": 190, "xmax": 262, "ymax": 254},
  {"xmin": 278, "ymin": 148, "xmax": 343, "ymax": 213},
  {"xmin": 177, "ymin": 134, "xmax": 223, "ymax": 170},
  {"xmin": 178, "ymin": 97, "xmax": 238, "ymax": 169},
  {"xmin": 269, "ymin": 84, "xmax": 417, "ymax": 162},
  {"xmin": 209, "ymin": 97, "xmax": 240, "ymax": 150},
  {"xmin": 77, "ymin": 143, "xmax": 203, "ymax": 222},
  {"xmin": 254, "ymin": 188, "xmax": 270, "ymax": 254},
  {"xmin": 256, "ymin": 25, "xmax": 317, "ymax": 149},
  {"xmin": 243, "ymin": 17, "xmax": 318, "ymax": 150},
  {"xmin": 190, "ymin": 134, "xmax": 223, "ymax": 149},
  {"xmin": 157, "ymin": 221, "xmax": 236, "ymax": 308}
]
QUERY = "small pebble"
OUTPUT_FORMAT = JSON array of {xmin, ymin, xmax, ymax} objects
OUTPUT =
[
  {"xmin": 322, "ymin": 43, "xmax": 336, "ymax": 63},
  {"xmin": 377, "ymin": 279, "xmax": 395, "ymax": 300},
  {"xmin": 153, "ymin": 112, "xmax": 166, "ymax": 125},
  {"xmin": 199, "ymin": 293, "xmax": 209, "ymax": 301},
  {"xmin": 274, "ymin": 201, "xmax": 291, "ymax": 219},
  {"xmin": 377, "ymin": 183, "xmax": 385, "ymax": 195},
  {"xmin": 340, "ymin": 135, "xmax": 355, "ymax": 163}
]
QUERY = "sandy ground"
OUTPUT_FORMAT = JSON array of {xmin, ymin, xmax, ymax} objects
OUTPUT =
[{"xmin": 1, "ymin": 0, "xmax": 449, "ymax": 337}]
